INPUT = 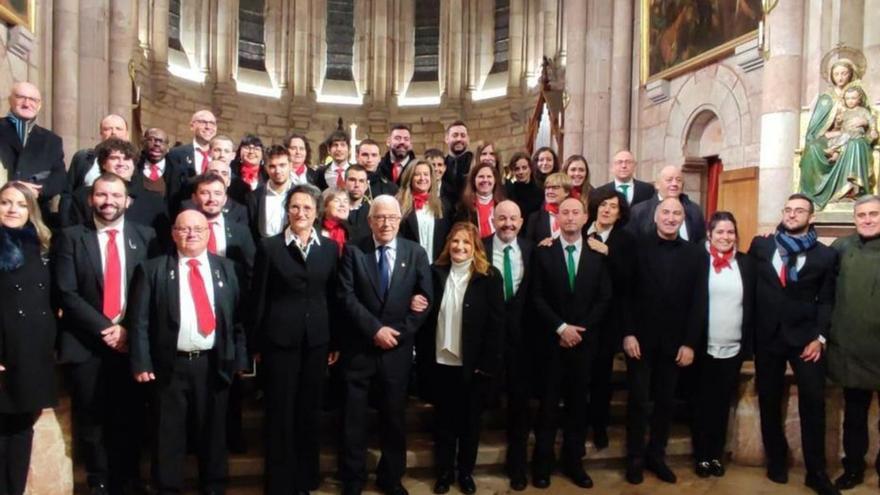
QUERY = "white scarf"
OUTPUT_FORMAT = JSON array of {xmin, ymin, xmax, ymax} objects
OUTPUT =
[{"xmin": 436, "ymin": 259, "xmax": 473, "ymax": 366}]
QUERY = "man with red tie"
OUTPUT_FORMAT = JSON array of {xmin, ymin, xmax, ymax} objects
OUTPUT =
[
  {"xmin": 315, "ymin": 130, "xmax": 351, "ymax": 190},
  {"xmin": 55, "ymin": 172, "xmax": 159, "ymax": 495},
  {"xmin": 166, "ymin": 109, "xmax": 219, "ymax": 212},
  {"xmin": 379, "ymin": 124, "xmax": 416, "ymax": 185},
  {"xmin": 129, "ymin": 209, "xmax": 248, "ymax": 494}
]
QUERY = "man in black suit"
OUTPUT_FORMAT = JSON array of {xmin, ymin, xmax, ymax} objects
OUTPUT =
[
  {"xmin": 139, "ymin": 127, "xmax": 172, "ymax": 198},
  {"xmin": 483, "ymin": 200, "xmax": 534, "ymax": 491},
  {"xmin": 337, "ymin": 195, "xmax": 433, "ymax": 495},
  {"xmin": 441, "ymin": 121, "xmax": 472, "ymax": 205},
  {"xmin": 345, "ymin": 165, "xmax": 371, "ymax": 242},
  {"xmin": 68, "ymin": 114, "xmax": 130, "ymax": 192},
  {"xmin": 250, "ymin": 184, "xmax": 340, "ymax": 494},
  {"xmin": 379, "ymin": 124, "xmax": 416, "ymax": 185},
  {"xmin": 594, "ymin": 150, "xmax": 654, "ymax": 209},
  {"xmin": 250, "ymin": 145, "xmax": 294, "ymax": 240},
  {"xmin": 0, "ymin": 82, "xmax": 66, "ymax": 224},
  {"xmin": 129, "ymin": 209, "xmax": 248, "ymax": 495},
  {"xmin": 626, "ymin": 165, "xmax": 706, "ymax": 243},
  {"xmin": 749, "ymin": 194, "xmax": 839, "ymax": 495},
  {"xmin": 357, "ymin": 139, "xmax": 398, "ymax": 200},
  {"xmin": 315, "ymin": 130, "xmax": 351, "ymax": 191},
  {"xmin": 55, "ymin": 173, "xmax": 158, "ymax": 495},
  {"xmin": 529, "ymin": 197, "xmax": 611, "ymax": 490},
  {"xmin": 184, "ymin": 160, "xmax": 251, "ymax": 227},
  {"xmin": 623, "ymin": 196, "xmax": 707, "ymax": 485},
  {"xmin": 165, "ymin": 109, "xmax": 218, "ymax": 212}
]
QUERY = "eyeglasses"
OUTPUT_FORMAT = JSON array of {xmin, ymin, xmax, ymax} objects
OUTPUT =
[
  {"xmin": 783, "ymin": 207, "xmax": 810, "ymax": 216},
  {"xmin": 371, "ymin": 215, "xmax": 401, "ymax": 224},
  {"xmin": 193, "ymin": 120, "xmax": 217, "ymax": 127},
  {"xmin": 12, "ymin": 94, "xmax": 41, "ymax": 104},
  {"xmin": 173, "ymin": 226, "xmax": 208, "ymax": 234},
  {"xmin": 242, "ymin": 145, "xmax": 262, "ymax": 151}
]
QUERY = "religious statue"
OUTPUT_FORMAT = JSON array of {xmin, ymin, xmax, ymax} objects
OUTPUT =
[{"xmin": 798, "ymin": 47, "xmax": 878, "ymax": 210}]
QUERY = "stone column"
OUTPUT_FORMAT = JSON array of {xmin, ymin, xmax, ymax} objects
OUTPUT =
[
  {"xmin": 524, "ymin": 0, "xmax": 541, "ymax": 81},
  {"xmin": 213, "ymin": 0, "xmax": 235, "ymax": 84},
  {"xmin": 607, "ymin": 0, "xmax": 633, "ymax": 170},
  {"xmin": 757, "ymin": 0, "xmax": 805, "ymax": 232},
  {"xmin": 369, "ymin": 0, "xmax": 389, "ymax": 107},
  {"xmin": 542, "ymin": 0, "xmax": 559, "ymax": 59},
  {"xmin": 78, "ymin": 0, "xmax": 110, "ymax": 144},
  {"xmin": 444, "ymin": 0, "xmax": 464, "ymax": 103},
  {"xmin": 582, "ymin": 0, "xmax": 613, "ymax": 179},
  {"xmin": 52, "ymin": 0, "xmax": 80, "ymax": 156},
  {"xmin": 109, "ymin": 0, "xmax": 137, "ymax": 122},
  {"xmin": 863, "ymin": 0, "xmax": 880, "ymax": 100},
  {"xmin": 507, "ymin": 0, "xmax": 525, "ymax": 95},
  {"xmin": 562, "ymin": 0, "xmax": 586, "ymax": 157},
  {"xmin": 152, "ymin": 0, "xmax": 170, "ymax": 67},
  {"xmin": 289, "ymin": 0, "xmax": 312, "ymax": 100}
]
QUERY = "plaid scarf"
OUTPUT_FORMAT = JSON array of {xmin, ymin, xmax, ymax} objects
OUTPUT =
[
  {"xmin": 5, "ymin": 113, "xmax": 30, "ymax": 145},
  {"xmin": 774, "ymin": 224, "xmax": 818, "ymax": 283}
]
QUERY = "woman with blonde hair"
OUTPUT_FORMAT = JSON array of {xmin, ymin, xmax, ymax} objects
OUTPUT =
[
  {"xmin": 562, "ymin": 154, "xmax": 592, "ymax": 204},
  {"xmin": 0, "ymin": 182, "xmax": 57, "ymax": 495},
  {"xmin": 525, "ymin": 172, "xmax": 571, "ymax": 244},
  {"xmin": 397, "ymin": 160, "xmax": 451, "ymax": 262},
  {"xmin": 319, "ymin": 187, "xmax": 351, "ymax": 257}
]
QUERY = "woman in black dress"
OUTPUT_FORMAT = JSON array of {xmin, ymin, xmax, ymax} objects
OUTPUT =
[
  {"xmin": 504, "ymin": 152, "xmax": 543, "ymax": 220},
  {"xmin": 0, "ymin": 182, "xmax": 57, "ymax": 495}
]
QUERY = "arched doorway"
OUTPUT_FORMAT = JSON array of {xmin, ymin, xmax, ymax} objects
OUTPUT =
[{"xmin": 682, "ymin": 109, "xmax": 724, "ymax": 216}]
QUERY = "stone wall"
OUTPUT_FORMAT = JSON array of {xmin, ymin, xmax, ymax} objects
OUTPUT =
[{"xmin": 0, "ymin": 9, "xmax": 46, "ymax": 120}]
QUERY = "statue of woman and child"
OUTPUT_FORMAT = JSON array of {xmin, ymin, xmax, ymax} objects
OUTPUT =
[{"xmin": 799, "ymin": 47, "xmax": 878, "ymax": 210}]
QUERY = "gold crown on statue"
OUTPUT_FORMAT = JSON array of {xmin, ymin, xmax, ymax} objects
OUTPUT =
[{"xmin": 821, "ymin": 45, "xmax": 867, "ymax": 83}]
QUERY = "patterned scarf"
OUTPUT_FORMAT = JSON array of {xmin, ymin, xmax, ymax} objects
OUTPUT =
[
  {"xmin": 774, "ymin": 224, "xmax": 818, "ymax": 283},
  {"xmin": 6, "ymin": 113, "xmax": 30, "ymax": 145}
]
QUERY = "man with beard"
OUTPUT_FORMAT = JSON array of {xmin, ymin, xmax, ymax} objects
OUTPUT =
[
  {"xmin": 442, "ymin": 121, "xmax": 472, "ymax": 205},
  {"xmin": 139, "ymin": 127, "xmax": 171, "ymax": 197},
  {"xmin": 315, "ymin": 130, "xmax": 351, "ymax": 191},
  {"xmin": 68, "ymin": 114, "xmax": 130, "ymax": 191},
  {"xmin": 356, "ymin": 139, "xmax": 398, "ymax": 200},
  {"xmin": 344, "ymin": 164, "xmax": 371, "ymax": 242},
  {"xmin": 177, "ymin": 160, "xmax": 251, "ymax": 226},
  {"xmin": 750, "ymin": 194, "xmax": 839, "ymax": 495},
  {"xmin": 166, "ymin": 110, "xmax": 219, "ymax": 212},
  {"xmin": 55, "ymin": 172, "xmax": 159, "ymax": 495},
  {"xmin": 250, "ymin": 145, "xmax": 294, "ymax": 239},
  {"xmin": 379, "ymin": 124, "xmax": 416, "ymax": 185},
  {"xmin": 626, "ymin": 165, "xmax": 706, "ymax": 244}
]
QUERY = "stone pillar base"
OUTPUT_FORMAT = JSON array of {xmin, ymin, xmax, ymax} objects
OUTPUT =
[{"xmin": 25, "ymin": 398, "xmax": 73, "ymax": 495}]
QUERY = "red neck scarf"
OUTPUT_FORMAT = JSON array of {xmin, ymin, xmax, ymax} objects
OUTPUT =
[
  {"xmin": 294, "ymin": 164, "xmax": 307, "ymax": 177},
  {"xmin": 412, "ymin": 192, "xmax": 429, "ymax": 210},
  {"xmin": 709, "ymin": 245, "xmax": 735, "ymax": 273},
  {"xmin": 323, "ymin": 218, "xmax": 347, "ymax": 257},
  {"xmin": 240, "ymin": 162, "xmax": 260, "ymax": 186},
  {"xmin": 570, "ymin": 188, "xmax": 581, "ymax": 200},
  {"xmin": 544, "ymin": 202, "xmax": 559, "ymax": 215},
  {"xmin": 474, "ymin": 197, "xmax": 495, "ymax": 237}
]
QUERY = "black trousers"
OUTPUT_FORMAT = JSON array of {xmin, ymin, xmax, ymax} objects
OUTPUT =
[
  {"xmin": 841, "ymin": 388, "xmax": 880, "ymax": 475},
  {"xmin": 588, "ymin": 329, "xmax": 619, "ymax": 436},
  {"xmin": 755, "ymin": 346, "xmax": 827, "ymax": 475},
  {"xmin": 504, "ymin": 342, "xmax": 532, "ymax": 476},
  {"xmin": 262, "ymin": 344, "xmax": 328, "ymax": 494},
  {"xmin": 432, "ymin": 364, "xmax": 487, "ymax": 477},
  {"xmin": 67, "ymin": 353, "xmax": 145, "ymax": 489},
  {"xmin": 625, "ymin": 349, "xmax": 681, "ymax": 461},
  {"xmin": 154, "ymin": 354, "xmax": 229, "ymax": 494},
  {"xmin": 340, "ymin": 345, "xmax": 412, "ymax": 488},
  {"xmin": 0, "ymin": 412, "xmax": 37, "ymax": 495},
  {"xmin": 532, "ymin": 341, "xmax": 594, "ymax": 476},
  {"xmin": 692, "ymin": 352, "xmax": 743, "ymax": 462}
]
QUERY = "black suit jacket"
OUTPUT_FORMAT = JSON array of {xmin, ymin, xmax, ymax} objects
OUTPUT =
[
  {"xmin": 378, "ymin": 151, "xmax": 416, "ymax": 185},
  {"xmin": 595, "ymin": 179, "xmax": 654, "ymax": 207},
  {"xmin": 441, "ymin": 151, "xmax": 473, "ymax": 205},
  {"xmin": 367, "ymin": 171, "xmax": 399, "ymax": 200},
  {"xmin": 626, "ymin": 193, "xmax": 707, "ymax": 244},
  {"xmin": 180, "ymin": 198, "xmax": 249, "ymax": 227},
  {"xmin": 399, "ymin": 203, "xmax": 453, "ymax": 262},
  {"xmin": 0, "ymin": 119, "xmax": 66, "ymax": 206},
  {"xmin": 594, "ymin": 226, "xmax": 637, "ymax": 345},
  {"xmin": 421, "ymin": 265, "xmax": 505, "ymax": 379},
  {"xmin": 337, "ymin": 236, "xmax": 433, "ymax": 351},
  {"xmin": 698, "ymin": 251, "xmax": 757, "ymax": 359},
  {"xmin": 67, "ymin": 148, "xmax": 97, "ymax": 192},
  {"xmin": 748, "ymin": 236, "xmax": 837, "ymax": 350},
  {"xmin": 220, "ymin": 216, "xmax": 256, "ymax": 293},
  {"xmin": 524, "ymin": 208, "xmax": 552, "ymax": 244},
  {"xmin": 314, "ymin": 163, "xmax": 351, "ymax": 191},
  {"xmin": 250, "ymin": 234, "xmax": 339, "ymax": 353},
  {"xmin": 347, "ymin": 206, "xmax": 371, "ymax": 243},
  {"xmin": 531, "ymin": 239, "xmax": 612, "ymax": 345},
  {"xmin": 128, "ymin": 253, "xmax": 247, "ymax": 385},
  {"xmin": 165, "ymin": 143, "xmax": 200, "ymax": 213},
  {"xmin": 483, "ymin": 235, "xmax": 534, "ymax": 348},
  {"xmin": 55, "ymin": 220, "xmax": 158, "ymax": 363}
]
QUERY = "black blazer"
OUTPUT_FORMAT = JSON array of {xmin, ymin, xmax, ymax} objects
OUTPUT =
[
  {"xmin": 55, "ymin": 220, "xmax": 158, "ymax": 363},
  {"xmin": 220, "ymin": 217, "xmax": 256, "ymax": 293},
  {"xmin": 593, "ymin": 226, "xmax": 637, "ymax": 345},
  {"xmin": 595, "ymin": 179, "xmax": 655, "ymax": 207},
  {"xmin": 67, "ymin": 148, "xmax": 97, "ymax": 192},
  {"xmin": 505, "ymin": 181, "xmax": 543, "ymax": 220},
  {"xmin": 226, "ymin": 177, "xmax": 255, "ymax": 207},
  {"xmin": 337, "ymin": 236, "xmax": 433, "ymax": 350},
  {"xmin": 524, "ymin": 208, "xmax": 553, "ymax": 245},
  {"xmin": 421, "ymin": 265, "xmax": 505, "ymax": 379},
  {"xmin": 250, "ymin": 234, "xmax": 339, "ymax": 353},
  {"xmin": 748, "ymin": 235, "xmax": 837, "ymax": 350},
  {"xmin": 626, "ymin": 193, "xmax": 707, "ymax": 244},
  {"xmin": 441, "ymin": 151, "xmax": 473, "ymax": 205},
  {"xmin": 399, "ymin": 203, "xmax": 453, "ymax": 262},
  {"xmin": 165, "ymin": 143, "xmax": 200, "ymax": 213},
  {"xmin": 378, "ymin": 151, "xmax": 416, "ymax": 185},
  {"xmin": 314, "ymin": 163, "xmax": 350, "ymax": 191},
  {"xmin": 347, "ymin": 206, "xmax": 371, "ymax": 244},
  {"xmin": 483, "ymin": 235, "xmax": 534, "ymax": 348},
  {"xmin": 128, "ymin": 253, "xmax": 247, "ymax": 385},
  {"xmin": 698, "ymin": 251, "xmax": 757, "ymax": 359},
  {"xmin": 0, "ymin": 119, "xmax": 66, "ymax": 204},
  {"xmin": 180, "ymin": 198, "xmax": 250, "ymax": 227},
  {"xmin": 530, "ymin": 238, "xmax": 612, "ymax": 343},
  {"xmin": 367, "ymin": 171, "xmax": 399, "ymax": 200}
]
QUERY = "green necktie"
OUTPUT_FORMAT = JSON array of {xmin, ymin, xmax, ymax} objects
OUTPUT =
[
  {"xmin": 618, "ymin": 183, "xmax": 630, "ymax": 198},
  {"xmin": 565, "ymin": 244, "xmax": 577, "ymax": 291},
  {"xmin": 502, "ymin": 246, "xmax": 514, "ymax": 301}
]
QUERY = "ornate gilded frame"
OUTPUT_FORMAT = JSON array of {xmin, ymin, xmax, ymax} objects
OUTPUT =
[
  {"xmin": 640, "ymin": 0, "xmax": 758, "ymax": 84},
  {"xmin": 0, "ymin": 0, "xmax": 35, "ymax": 33}
]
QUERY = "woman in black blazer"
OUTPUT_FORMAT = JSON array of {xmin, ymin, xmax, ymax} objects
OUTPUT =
[
  {"xmin": 397, "ymin": 160, "xmax": 451, "ymax": 262},
  {"xmin": 524, "ymin": 172, "xmax": 571, "ymax": 245},
  {"xmin": 0, "ymin": 182, "xmax": 57, "ymax": 495},
  {"xmin": 504, "ymin": 152, "xmax": 543, "ymax": 220},
  {"xmin": 584, "ymin": 188, "xmax": 636, "ymax": 449},
  {"xmin": 692, "ymin": 211, "xmax": 755, "ymax": 478},
  {"xmin": 423, "ymin": 222, "xmax": 504, "ymax": 495}
]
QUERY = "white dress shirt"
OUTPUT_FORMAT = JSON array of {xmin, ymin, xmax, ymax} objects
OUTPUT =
[
  {"xmin": 177, "ymin": 251, "xmax": 216, "ymax": 351},
  {"xmin": 771, "ymin": 249, "xmax": 806, "ymax": 274},
  {"xmin": 548, "ymin": 213, "xmax": 560, "ymax": 239},
  {"xmin": 436, "ymin": 259, "xmax": 472, "ymax": 366},
  {"xmin": 491, "ymin": 234, "xmax": 523, "ymax": 296},
  {"xmin": 706, "ymin": 246, "xmax": 743, "ymax": 359},
  {"xmin": 556, "ymin": 236, "xmax": 583, "ymax": 335},
  {"xmin": 208, "ymin": 214, "xmax": 227, "ymax": 257},
  {"xmin": 193, "ymin": 140, "xmax": 210, "ymax": 175},
  {"xmin": 415, "ymin": 208, "xmax": 436, "ymax": 261},
  {"xmin": 83, "ymin": 158, "xmax": 101, "ymax": 187},
  {"xmin": 96, "ymin": 218, "xmax": 127, "ymax": 323},
  {"xmin": 260, "ymin": 182, "xmax": 291, "ymax": 237},
  {"xmin": 285, "ymin": 226, "xmax": 321, "ymax": 259},
  {"xmin": 324, "ymin": 162, "xmax": 349, "ymax": 190},
  {"xmin": 614, "ymin": 179, "xmax": 635, "ymax": 204},
  {"xmin": 586, "ymin": 224, "xmax": 612, "ymax": 242},
  {"xmin": 143, "ymin": 159, "xmax": 166, "ymax": 180}
]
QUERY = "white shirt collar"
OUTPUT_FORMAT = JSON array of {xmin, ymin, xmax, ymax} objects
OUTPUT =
[
  {"xmin": 374, "ymin": 236, "xmax": 398, "ymax": 251},
  {"xmin": 178, "ymin": 249, "xmax": 211, "ymax": 267},
  {"xmin": 559, "ymin": 235, "xmax": 583, "ymax": 251},
  {"xmin": 266, "ymin": 181, "xmax": 291, "ymax": 196},
  {"xmin": 493, "ymin": 234, "xmax": 519, "ymax": 251},
  {"xmin": 284, "ymin": 226, "xmax": 321, "ymax": 247},
  {"xmin": 94, "ymin": 216, "xmax": 125, "ymax": 234}
]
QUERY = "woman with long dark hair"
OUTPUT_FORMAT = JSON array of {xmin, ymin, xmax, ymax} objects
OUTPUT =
[
  {"xmin": 504, "ymin": 151, "xmax": 543, "ymax": 219},
  {"xmin": 232, "ymin": 134, "xmax": 266, "ymax": 191},
  {"xmin": 457, "ymin": 162, "xmax": 506, "ymax": 239},
  {"xmin": 532, "ymin": 147, "xmax": 559, "ymax": 187}
]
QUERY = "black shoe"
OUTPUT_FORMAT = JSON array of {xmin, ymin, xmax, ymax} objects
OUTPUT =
[
  {"xmin": 767, "ymin": 466, "xmax": 789, "ymax": 484},
  {"xmin": 645, "ymin": 457, "xmax": 677, "ymax": 483},
  {"xmin": 806, "ymin": 473, "xmax": 841, "ymax": 495},
  {"xmin": 457, "ymin": 475, "xmax": 477, "ymax": 495},
  {"xmin": 433, "ymin": 472, "xmax": 454, "ymax": 494},
  {"xmin": 625, "ymin": 459, "xmax": 644, "ymax": 485},
  {"xmin": 509, "ymin": 472, "xmax": 528, "ymax": 491},
  {"xmin": 695, "ymin": 461, "xmax": 712, "ymax": 478},
  {"xmin": 531, "ymin": 474, "xmax": 551, "ymax": 489},
  {"xmin": 709, "ymin": 459, "xmax": 725, "ymax": 477},
  {"xmin": 593, "ymin": 428, "xmax": 609, "ymax": 450},
  {"xmin": 834, "ymin": 471, "xmax": 863, "ymax": 490},
  {"xmin": 563, "ymin": 466, "xmax": 594, "ymax": 488}
]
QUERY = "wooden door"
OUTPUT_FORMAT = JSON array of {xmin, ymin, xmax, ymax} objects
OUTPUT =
[{"xmin": 717, "ymin": 167, "xmax": 759, "ymax": 252}]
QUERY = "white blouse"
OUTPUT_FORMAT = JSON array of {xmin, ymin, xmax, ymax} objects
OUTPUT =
[
  {"xmin": 436, "ymin": 259, "xmax": 472, "ymax": 366},
  {"xmin": 707, "ymin": 247, "xmax": 743, "ymax": 359},
  {"xmin": 415, "ymin": 207, "xmax": 436, "ymax": 261}
]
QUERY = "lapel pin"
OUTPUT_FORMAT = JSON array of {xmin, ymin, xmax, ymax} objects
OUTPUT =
[
  {"xmin": 128, "ymin": 239, "xmax": 137, "ymax": 250},
  {"xmin": 401, "ymin": 262, "xmax": 406, "ymax": 268},
  {"xmin": 170, "ymin": 270, "xmax": 175, "ymax": 280}
]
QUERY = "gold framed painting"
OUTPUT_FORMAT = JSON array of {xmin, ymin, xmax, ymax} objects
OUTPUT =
[
  {"xmin": 0, "ymin": 0, "xmax": 35, "ymax": 33},
  {"xmin": 641, "ymin": 0, "xmax": 761, "ymax": 84}
]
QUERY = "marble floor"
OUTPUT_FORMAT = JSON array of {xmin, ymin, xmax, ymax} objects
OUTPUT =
[{"xmin": 222, "ymin": 461, "xmax": 880, "ymax": 494}]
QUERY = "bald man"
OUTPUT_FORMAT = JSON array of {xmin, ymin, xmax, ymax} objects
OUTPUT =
[
  {"xmin": 68, "ymin": 114, "xmax": 130, "ymax": 191},
  {"xmin": 595, "ymin": 150, "xmax": 655, "ymax": 209},
  {"xmin": 626, "ymin": 165, "xmax": 706, "ymax": 243},
  {"xmin": 0, "ymin": 81, "xmax": 66, "ymax": 222},
  {"xmin": 166, "ymin": 110, "xmax": 219, "ymax": 213}
]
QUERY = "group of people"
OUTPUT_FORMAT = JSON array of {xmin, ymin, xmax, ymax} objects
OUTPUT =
[{"xmin": 0, "ymin": 80, "xmax": 879, "ymax": 495}]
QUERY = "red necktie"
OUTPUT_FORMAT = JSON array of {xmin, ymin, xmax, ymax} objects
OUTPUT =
[
  {"xmin": 198, "ymin": 149, "xmax": 210, "ymax": 173},
  {"xmin": 102, "ymin": 229, "xmax": 122, "ymax": 320},
  {"xmin": 392, "ymin": 161, "xmax": 402, "ymax": 183},
  {"xmin": 778, "ymin": 263, "xmax": 787, "ymax": 287},
  {"xmin": 149, "ymin": 164, "xmax": 160, "ymax": 181},
  {"xmin": 207, "ymin": 222, "xmax": 218, "ymax": 254},
  {"xmin": 187, "ymin": 259, "xmax": 215, "ymax": 337},
  {"xmin": 336, "ymin": 168, "xmax": 345, "ymax": 189}
]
